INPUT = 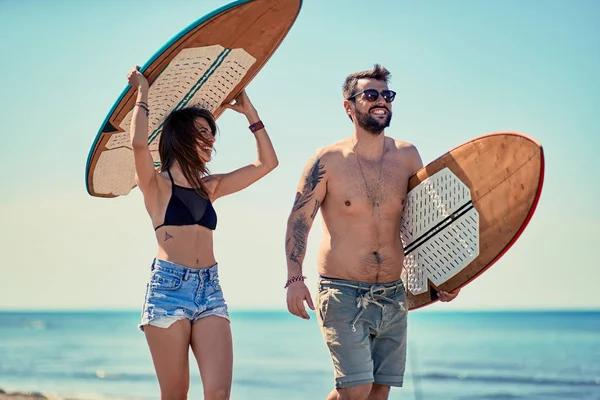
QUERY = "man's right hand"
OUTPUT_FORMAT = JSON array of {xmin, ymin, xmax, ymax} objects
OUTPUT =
[{"xmin": 286, "ymin": 281, "xmax": 315, "ymax": 320}]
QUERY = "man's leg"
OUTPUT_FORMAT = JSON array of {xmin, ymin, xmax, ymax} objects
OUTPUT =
[
  {"xmin": 327, "ymin": 384, "xmax": 373, "ymax": 400},
  {"xmin": 326, "ymin": 381, "xmax": 391, "ymax": 399},
  {"xmin": 367, "ymin": 384, "xmax": 391, "ymax": 400},
  {"xmin": 372, "ymin": 285, "xmax": 408, "ymax": 391},
  {"xmin": 316, "ymin": 281, "xmax": 377, "ymax": 398}
]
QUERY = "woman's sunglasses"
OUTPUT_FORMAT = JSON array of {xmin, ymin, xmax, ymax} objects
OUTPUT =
[{"xmin": 348, "ymin": 89, "xmax": 396, "ymax": 103}]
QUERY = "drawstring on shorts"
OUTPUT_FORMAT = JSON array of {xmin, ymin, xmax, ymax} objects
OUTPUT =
[{"xmin": 320, "ymin": 280, "xmax": 406, "ymax": 333}]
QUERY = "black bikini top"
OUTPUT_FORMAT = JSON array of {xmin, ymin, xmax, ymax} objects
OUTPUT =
[{"xmin": 154, "ymin": 170, "xmax": 217, "ymax": 231}]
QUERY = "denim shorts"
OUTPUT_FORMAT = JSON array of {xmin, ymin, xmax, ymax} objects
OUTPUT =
[
  {"xmin": 316, "ymin": 276, "xmax": 407, "ymax": 388},
  {"xmin": 139, "ymin": 258, "xmax": 229, "ymax": 331}
]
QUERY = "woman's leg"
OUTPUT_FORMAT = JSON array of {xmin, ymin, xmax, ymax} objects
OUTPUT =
[
  {"xmin": 190, "ymin": 316, "xmax": 233, "ymax": 400},
  {"xmin": 145, "ymin": 319, "xmax": 192, "ymax": 400}
]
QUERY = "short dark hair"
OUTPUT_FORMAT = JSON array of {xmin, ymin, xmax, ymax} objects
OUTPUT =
[{"xmin": 342, "ymin": 64, "xmax": 392, "ymax": 101}]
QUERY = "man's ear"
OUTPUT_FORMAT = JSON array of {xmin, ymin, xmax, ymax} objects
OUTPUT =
[{"xmin": 343, "ymin": 99, "xmax": 353, "ymax": 117}]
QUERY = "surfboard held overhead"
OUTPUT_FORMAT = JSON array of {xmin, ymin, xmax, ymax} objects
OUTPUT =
[{"xmin": 85, "ymin": 0, "xmax": 302, "ymax": 198}]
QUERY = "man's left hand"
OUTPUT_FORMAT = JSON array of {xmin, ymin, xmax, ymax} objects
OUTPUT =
[{"xmin": 438, "ymin": 289, "xmax": 460, "ymax": 302}]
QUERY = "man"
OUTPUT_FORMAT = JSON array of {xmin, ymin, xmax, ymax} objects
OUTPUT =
[{"xmin": 284, "ymin": 64, "xmax": 459, "ymax": 400}]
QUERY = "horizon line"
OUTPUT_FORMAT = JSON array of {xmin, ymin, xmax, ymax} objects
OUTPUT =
[{"xmin": 0, "ymin": 307, "xmax": 599, "ymax": 313}]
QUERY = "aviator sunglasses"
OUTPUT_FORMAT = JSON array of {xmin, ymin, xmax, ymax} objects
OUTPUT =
[{"xmin": 348, "ymin": 89, "xmax": 396, "ymax": 103}]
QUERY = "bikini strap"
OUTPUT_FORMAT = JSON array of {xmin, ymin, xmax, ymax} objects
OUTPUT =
[
  {"xmin": 166, "ymin": 169, "xmax": 175, "ymax": 184},
  {"xmin": 166, "ymin": 169, "xmax": 176, "ymax": 198}
]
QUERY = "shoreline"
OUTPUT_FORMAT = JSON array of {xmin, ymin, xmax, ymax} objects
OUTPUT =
[{"xmin": 0, "ymin": 390, "xmax": 50, "ymax": 400}]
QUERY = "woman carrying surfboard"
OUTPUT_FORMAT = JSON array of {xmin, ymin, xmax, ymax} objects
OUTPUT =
[{"xmin": 127, "ymin": 66, "xmax": 278, "ymax": 399}]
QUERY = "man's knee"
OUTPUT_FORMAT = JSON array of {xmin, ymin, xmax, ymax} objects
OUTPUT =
[
  {"xmin": 336, "ymin": 383, "xmax": 373, "ymax": 400},
  {"xmin": 367, "ymin": 384, "xmax": 391, "ymax": 400}
]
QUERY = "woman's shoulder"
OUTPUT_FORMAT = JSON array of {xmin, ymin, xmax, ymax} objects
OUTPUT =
[{"xmin": 201, "ymin": 174, "xmax": 220, "ymax": 196}]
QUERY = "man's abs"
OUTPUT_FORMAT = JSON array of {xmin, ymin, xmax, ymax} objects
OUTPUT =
[{"xmin": 317, "ymin": 228, "xmax": 405, "ymax": 284}]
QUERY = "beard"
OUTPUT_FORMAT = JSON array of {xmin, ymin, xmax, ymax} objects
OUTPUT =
[{"xmin": 355, "ymin": 106, "xmax": 392, "ymax": 135}]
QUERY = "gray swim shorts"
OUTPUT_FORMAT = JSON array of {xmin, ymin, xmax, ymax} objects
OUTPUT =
[{"xmin": 316, "ymin": 276, "xmax": 407, "ymax": 388}]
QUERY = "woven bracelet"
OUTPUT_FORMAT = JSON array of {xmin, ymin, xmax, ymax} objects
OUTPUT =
[{"xmin": 284, "ymin": 275, "xmax": 307, "ymax": 289}]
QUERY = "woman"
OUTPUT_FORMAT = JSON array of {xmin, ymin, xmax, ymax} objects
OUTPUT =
[{"xmin": 127, "ymin": 66, "xmax": 278, "ymax": 399}]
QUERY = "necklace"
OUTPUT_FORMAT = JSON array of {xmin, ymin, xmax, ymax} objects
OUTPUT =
[{"xmin": 355, "ymin": 138, "xmax": 385, "ymax": 217}]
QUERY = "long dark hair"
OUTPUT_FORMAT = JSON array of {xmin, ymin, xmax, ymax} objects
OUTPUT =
[{"xmin": 158, "ymin": 107, "xmax": 217, "ymax": 198}]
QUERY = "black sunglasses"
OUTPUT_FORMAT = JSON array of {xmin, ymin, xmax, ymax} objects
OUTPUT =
[{"xmin": 348, "ymin": 89, "xmax": 396, "ymax": 103}]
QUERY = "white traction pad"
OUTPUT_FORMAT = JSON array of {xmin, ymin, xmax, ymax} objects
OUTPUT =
[
  {"xmin": 93, "ymin": 45, "xmax": 256, "ymax": 196},
  {"xmin": 400, "ymin": 168, "xmax": 480, "ymax": 295}
]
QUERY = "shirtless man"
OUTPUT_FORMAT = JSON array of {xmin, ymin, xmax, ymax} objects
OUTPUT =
[{"xmin": 284, "ymin": 64, "xmax": 459, "ymax": 400}]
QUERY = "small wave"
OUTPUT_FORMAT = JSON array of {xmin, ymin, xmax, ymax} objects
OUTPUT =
[
  {"xmin": 457, "ymin": 389, "xmax": 599, "ymax": 400},
  {"xmin": 0, "ymin": 319, "xmax": 48, "ymax": 330},
  {"xmin": 0, "ymin": 369, "xmax": 156, "ymax": 383},
  {"xmin": 0, "ymin": 388, "xmax": 147, "ymax": 400},
  {"xmin": 89, "ymin": 371, "xmax": 155, "ymax": 382},
  {"xmin": 29, "ymin": 320, "xmax": 47, "ymax": 330},
  {"xmin": 420, "ymin": 372, "xmax": 600, "ymax": 387},
  {"xmin": 457, "ymin": 394, "xmax": 521, "ymax": 400},
  {"xmin": 233, "ymin": 379, "xmax": 288, "ymax": 389},
  {"xmin": 60, "ymin": 393, "xmax": 146, "ymax": 400},
  {"xmin": 431, "ymin": 360, "xmax": 524, "ymax": 372}
]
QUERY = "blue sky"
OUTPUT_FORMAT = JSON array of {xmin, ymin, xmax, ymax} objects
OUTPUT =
[{"xmin": 0, "ymin": 0, "xmax": 598, "ymax": 311}]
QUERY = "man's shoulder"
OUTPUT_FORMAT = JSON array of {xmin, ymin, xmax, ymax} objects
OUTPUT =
[
  {"xmin": 389, "ymin": 137, "xmax": 419, "ymax": 153},
  {"xmin": 311, "ymin": 139, "xmax": 352, "ymax": 163},
  {"xmin": 387, "ymin": 137, "xmax": 423, "ymax": 172}
]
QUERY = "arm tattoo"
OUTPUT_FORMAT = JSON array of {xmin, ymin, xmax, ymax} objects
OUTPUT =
[
  {"xmin": 288, "ymin": 214, "xmax": 309, "ymax": 265},
  {"xmin": 292, "ymin": 158, "xmax": 325, "ymax": 212},
  {"xmin": 310, "ymin": 200, "xmax": 320, "ymax": 220}
]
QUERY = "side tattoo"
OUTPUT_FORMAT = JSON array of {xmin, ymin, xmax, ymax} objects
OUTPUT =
[
  {"xmin": 292, "ymin": 158, "xmax": 325, "ymax": 212},
  {"xmin": 288, "ymin": 214, "xmax": 309, "ymax": 264},
  {"xmin": 164, "ymin": 231, "xmax": 173, "ymax": 242}
]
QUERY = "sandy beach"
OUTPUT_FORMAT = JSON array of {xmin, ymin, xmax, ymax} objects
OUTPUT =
[{"xmin": 0, "ymin": 390, "xmax": 51, "ymax": 400}]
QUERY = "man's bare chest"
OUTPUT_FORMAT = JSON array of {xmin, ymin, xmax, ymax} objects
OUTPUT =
[{"xmin": 326, "ymin": 159, "xmax": 411, "ymax": 212}]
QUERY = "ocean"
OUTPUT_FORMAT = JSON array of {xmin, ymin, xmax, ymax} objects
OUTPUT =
[{"xmin": 0, "ymin": 310, "xmax": 598, "ymax": 400}]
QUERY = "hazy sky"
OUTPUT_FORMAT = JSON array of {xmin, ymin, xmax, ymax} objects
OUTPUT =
[{"xmin": 1, "ymin": 0, "xmax": 598, "ymax": 311}]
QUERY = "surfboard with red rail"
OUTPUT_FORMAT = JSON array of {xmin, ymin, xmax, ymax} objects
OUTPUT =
[{"xmin": 400, "ymin": 132, "xmax": 545, "ymax": 310}]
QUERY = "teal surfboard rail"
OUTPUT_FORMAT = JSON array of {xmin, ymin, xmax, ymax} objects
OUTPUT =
[{"xmin": 84, "ymin": 0, "xmax": 257, "ymax": 196}]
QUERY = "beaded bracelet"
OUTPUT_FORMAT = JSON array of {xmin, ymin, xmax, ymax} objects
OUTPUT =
[
  {"xmin": 284, "ymin": 274, "xmax": 307, "ymax": 289},
  {"xmin": 135, "ymin": 102, "xmax": 149, "ymax": 116}
]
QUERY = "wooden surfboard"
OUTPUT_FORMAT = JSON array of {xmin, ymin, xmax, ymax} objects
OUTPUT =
[
  {"xmin": 85, "ymin": 0, "xmax": 302, "ymax": 198},
  {"xmin": 400, "ymin": 132, "xmax": 545, "ymax": 310}
]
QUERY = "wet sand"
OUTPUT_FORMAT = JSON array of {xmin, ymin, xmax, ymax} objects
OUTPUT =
[{"xmin": 0, "ymin": 390, "xmax": 52, "ymax": 400}]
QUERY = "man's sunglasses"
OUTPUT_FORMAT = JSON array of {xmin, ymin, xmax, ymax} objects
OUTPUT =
[{"xmin": 348, "ymin": 89, "xmax": 396, "ymax": 103}]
